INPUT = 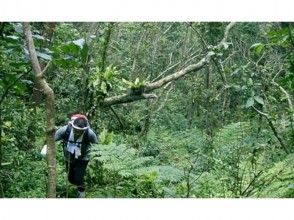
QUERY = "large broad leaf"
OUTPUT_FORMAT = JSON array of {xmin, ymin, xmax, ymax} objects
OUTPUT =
[
  {"xmin": 254, "ymin": 96, "xmax": 264, "ymax": 105},
  {"xmin": 21, "ymin": 79, "xmax": 34, "ymax": 85},
  {"xmin": 72, "ymin": 38, "xmax": 85, "ymax": 49},
  {"xmin": 36, "ymin": 51, "xmax": 52, "ymax": 61},
  {"xmin": 245, "ymin": 97, "xmax": 254, "ymax": 108},
  {"xmin": 6, "ymin": 35, "xmax": 19, "ymax": 40},
  {"xmin": 12, "ymin": 23, "xmax": 23, "ymax": 33},
  {"xmin": 32, "ymin": 34, "xmax": 45, "ymax": 41}
]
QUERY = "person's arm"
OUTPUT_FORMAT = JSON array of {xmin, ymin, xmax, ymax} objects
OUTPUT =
[
  {"xmin": 54, "ymin": 125, "xmax": 68, "ymax": 141},
  {"xmin": 88, "ymin": 129, "xmax": 98, "ymax": 144}
]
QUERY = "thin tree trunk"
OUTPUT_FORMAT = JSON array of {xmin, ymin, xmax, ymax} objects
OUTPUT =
[
  {"xmin": 252, "ymin": 106, "xmax": 289, "ymax": 154},
  {"xmin": 88, "ymin": 23, "xmax": 114, "ymax": 117},
  {"xmin": 100, "ymin": 23, "xmax": 114, "ymax": 73},
  {"xmin": 23, "ymin": 23, "xmax": 56, "ymax": 198}
]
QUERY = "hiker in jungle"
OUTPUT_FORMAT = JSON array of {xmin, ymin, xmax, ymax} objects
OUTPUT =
[{"xmin": 54, "ymin": 113, "xmax": 98, "ymax": 198}]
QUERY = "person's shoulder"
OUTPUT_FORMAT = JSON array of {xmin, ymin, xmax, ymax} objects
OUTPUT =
[
  {"xmin": 55, "ymin": 124, "xmax": 70, "ymax": 140},
  {"xmin": 87, "ymin": 128, "xmax": 97, "ymax": 136},
  {"xmin": 56, "ymin": 125, "xmax": 69, "ymax": 134},
  {"xmin": 87, "ymin": 128, "xmax": 98, "ymax": 142},
  {"xmin": 58, "ymin": 124, "xmax": 69, "ymax": 131}
]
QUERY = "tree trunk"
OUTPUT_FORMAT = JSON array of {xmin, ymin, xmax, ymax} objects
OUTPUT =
[{"xmin": 23, "ymin": 23, "xmax": 56, "ymax": 198}]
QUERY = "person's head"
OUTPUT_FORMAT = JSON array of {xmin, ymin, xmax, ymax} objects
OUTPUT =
[{"xmin": 71, "ymin": 117, "xmax": 88, "ymax": 136}]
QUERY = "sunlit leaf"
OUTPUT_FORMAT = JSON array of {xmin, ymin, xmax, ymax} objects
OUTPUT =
[
  {"xmin": 250, "ymin": 43, "xmax": 265, "ymax": 56},
  {"xmin": 254, "ymin": 96, "xmax": 264, "ymax": 105},
  {"xmin": 72, "ymin": 38, "xmax": 85, "ymax": 49},
  {"xmin": 246, "ymin": 97, "xmax": 254, "ymax": 108},
  {"xmin": 7, "ymin": 35, "xmax": 19, "ymax": 40},
  {"xmin": 32, "ymin": 34, "xmax": 45, "ymax": 40},
  {"xmin": 36, "ymin": 51, "xmax": 52, "ymax": 60}
]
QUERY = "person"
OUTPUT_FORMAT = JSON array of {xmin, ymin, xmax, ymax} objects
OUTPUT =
[{"xmin": 54, "ymin": 113, "xmax": 98, "ymax": 198}]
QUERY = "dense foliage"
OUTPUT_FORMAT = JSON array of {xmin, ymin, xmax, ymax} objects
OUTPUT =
[{"xmin": 0, "ymin": 22, "xmax": 293, "ymax": 198}]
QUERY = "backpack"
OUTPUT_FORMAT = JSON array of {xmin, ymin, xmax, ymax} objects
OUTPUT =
[
  {"xmin": 63, "ymin": 123, "xmax": 90, "ymax": 145},
  {"xmin": 62, "ymin": 114, "xmax": 90, "ymax": 158}
]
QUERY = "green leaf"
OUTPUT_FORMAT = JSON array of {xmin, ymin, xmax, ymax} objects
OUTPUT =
[
  {"xmin": 12, "ymin": 23, "xmax": 23, "ymax": 33},
  {"xmin": 6, "ymin": 35, "xmax": 19, "ymax": 40},
  {"xmin": 223, "ymin": 42, "xmax": 229, "ymax": 50},
  {"xmin": 36, "ymin": 51, "xmax": 52, "ymax": 61},
  {"xmin": 247, "ymin": 77, "xmax": 253, "ymax": 86},
  {"xmin": 122, "ymin": 78, "xmax": 133, "ymax": 87},
  {"xmin": 3, "ymin": 121, "xmax": 12, "ymax": 128},
  {"xmin": 246, "ymin": 97, "xmax": 254, "ymax": 108},
  {"xmin": 72, "ymin": 38, "xmax": 85, "ymax": 49},
  {"xmin": 32, "ymin": 34, "xmax": 45, "ymax": 40},
  {"xmin": 254, "ymin": 96, "xmax": 264, "ymax": 105},
  {"xmin": 101, "ymin": 81, "xmax": 107, "ymax": 94},
  {"xmin": 250, "ymin": 43, "xmax": 265, "ymax": 56},
  {"xmin": 1, "ymin": 162, "xmax": 12, "ymax": 166},
  {"xmin": 9, "ymin": 62, "xmax": 28, "ymax": 68},
  {"xmin": 81, "ymin": 43, "xmax": 89, "ymax": 65},
  {"xmin": 207, "ymin": 51, "xmax": 216, "ymax": 56}
]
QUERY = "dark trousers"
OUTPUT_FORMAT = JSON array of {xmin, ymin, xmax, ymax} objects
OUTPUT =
[{"xmin": 65, "ymin": 159, "xmax": 89, "ymax": 192}]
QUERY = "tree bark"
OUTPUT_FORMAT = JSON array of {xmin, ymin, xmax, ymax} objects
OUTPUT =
[{"xmin": 23, "ymin": 23, "xmax": 56, "ymax": 198}]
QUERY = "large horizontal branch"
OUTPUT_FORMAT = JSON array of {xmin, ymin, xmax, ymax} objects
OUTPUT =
[
  {"xmin": 102, "ymin": 93, "xmax": 157, "ymax": 107},
  {"xmin": 145, "ymin": 55, "xmax": 210, "ymax": 92},
  {"xmin": 101, "ymin": 22, "xmax": 236, "ymax": 107}
]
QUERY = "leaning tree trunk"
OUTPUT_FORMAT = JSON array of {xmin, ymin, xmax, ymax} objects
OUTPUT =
[{"xmin": 23, "ymin": 23, "xmax": 56, "ymax": 198}]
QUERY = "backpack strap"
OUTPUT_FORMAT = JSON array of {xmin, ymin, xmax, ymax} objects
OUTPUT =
[
  {"xmin": 63, "ymin": 123, "xmax": 89, "ymax": 145},
  {"xmin": 63, "ymin": 123, "xmax": 72, "ymax": 141}
]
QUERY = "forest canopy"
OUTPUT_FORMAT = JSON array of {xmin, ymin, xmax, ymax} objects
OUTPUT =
[{"xmin": 0, "ymin": 22, "xmax": 293, "ymax": 198}]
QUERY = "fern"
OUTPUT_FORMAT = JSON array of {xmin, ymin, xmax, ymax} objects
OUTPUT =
[
  {"xmin": 91, "ymin": 143, "xmax": 154, "ymax": 178},
  {"xmin": 253, "ymin": 153, "xmax": 294, "ymax": 197},
  {"xmin": 214, "ymin": 122, "xmax": 252, "ymax": 148},
  {"xmin": 135, "ymin": 165, "xmax": 184, "ymax": 183}
]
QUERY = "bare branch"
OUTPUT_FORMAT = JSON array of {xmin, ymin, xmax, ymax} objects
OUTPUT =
[
  {"xmin": 154, "ymin": 83, "xmax": 174, "ymax": 113},
  {"xmin": 151, "ymin": 61, "xmax": 181, "ymax": 82},
  {"xmin": 271, "ymin": 81, "xmax": 293, "ymax": 114},
  {"xmin": 216, "ymin": 22, "xmax": 236, "ymax": 50},
  {"xmin": 252, "ymin": 106, "xmax": 269, "ymax": 117}
]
